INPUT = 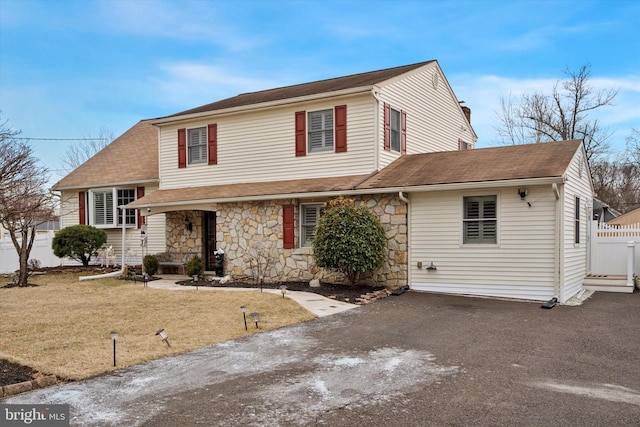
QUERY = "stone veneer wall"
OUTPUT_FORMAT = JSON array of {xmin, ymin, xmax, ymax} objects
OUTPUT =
[{"xmin": 163, "ymin": 194, "xmax": 407, "ymax": 288}]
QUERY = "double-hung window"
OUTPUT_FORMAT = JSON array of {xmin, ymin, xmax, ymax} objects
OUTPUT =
[
  {"xmin": 91, "ymin": 188, "xmax": 136, "ymax": 228},
  {"xmin": 308, "ymin": 110, "xmax": 334, "ymax": 152},
  {"xmin": 463, "ymin": 195, "xmax": 497, "ymax": 244},
  {"xmin": 301, "ymin": 204, "xmax": 325, "ymax": 246},
  {"xmin": 188, "ymin": 127, "xmax": 207, "ymax": 164},
  {"xmin": 390, "ymin": 108, "xmax": 401, "ymax": 152}
]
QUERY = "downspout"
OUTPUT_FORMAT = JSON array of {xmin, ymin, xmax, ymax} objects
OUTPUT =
[
  {"xmin": 372, "ymin": 87, "xmax": 381, "ymax": 170},
  {"xmin": 542, "ymin": 183, "xmax": 561, "ymax": 308},
  {"xmin": 552, "ymin": 183, "xmax": 561, "ymax": 299},
  {"xmin": 79, "ymin": 206, "xmax": 127, "ymax": 281},
  {"xmin": 399, "ymin": 191, "xmax": 410, "ymax": 289}
]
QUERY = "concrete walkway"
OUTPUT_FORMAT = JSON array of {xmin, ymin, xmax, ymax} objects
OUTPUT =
[{"xmin": 148, "ymin": 275, "xmax": 359, "ymax": 318}]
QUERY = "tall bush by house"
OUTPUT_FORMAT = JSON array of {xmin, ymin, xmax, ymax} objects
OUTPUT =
[
  {"xmin": 312, "ymin": 196, "xmax": 386, "ymax": 284},
  {"xmin": 52, "ymin": 225, "xmax": 107, "ymax": 266}
]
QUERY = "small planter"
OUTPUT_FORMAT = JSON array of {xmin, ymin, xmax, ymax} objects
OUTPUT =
[{"xmin": 635, "ymin": 275, "xmax": 640, "ymax": 290}]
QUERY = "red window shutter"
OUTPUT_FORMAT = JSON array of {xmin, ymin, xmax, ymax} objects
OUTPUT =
[
  {"xmin": 295, "ymin": 111, "xmax": 306, "ymax": 157},
  {"xmin": 78, "ymin": 192, "xmax": 86, "ymax": 225},
  {"xmin": 334, "ymin": 105, "xmax": 347, "ymax": 153},
  {"xmin": 401, "ymin": 110, "xmax": 407, "ymax": 155},
  {"xmin": 178, "ymin": 128, "xmax": 187, "ymax": 168},
  {"xmin": 283, "ymin": 204, "xmax": 295, "ymax": 249},
  {"xmin": 383, "ymin": 103, "xmax": 391, "ymax": 151},
  {"xmin": 208, "ymin": 124, "xmax": 218, "ymax": 165},
  {"xmin": 136, "ymin": 186, "xmax": 145, "ymax": 229}
]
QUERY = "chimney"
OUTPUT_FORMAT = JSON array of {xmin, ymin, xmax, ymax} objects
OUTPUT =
[{"xmin": 461, "ymin": 106, "xmax": 471, "ymax": 124}]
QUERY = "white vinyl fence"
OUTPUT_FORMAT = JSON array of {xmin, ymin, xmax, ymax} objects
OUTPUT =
[
  {"xmin": 590, "ymin": 222, "xmax": 640, "ymax": 282},
  {"xmin": 0, "ymin": 231, "xmax": 63, "ymax": 274}
]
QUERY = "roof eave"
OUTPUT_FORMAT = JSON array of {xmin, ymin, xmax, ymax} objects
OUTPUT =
[
  {"xmin": 52, "ymin": 178, "xmax": 160, "ymax": 192},
  {"xmin": 130, "ymin": 176, "xmax": 566, "ymax": 211},
  {"xmin": 151, "ymin": 86, "xmax": 374, "ymax": 126}
]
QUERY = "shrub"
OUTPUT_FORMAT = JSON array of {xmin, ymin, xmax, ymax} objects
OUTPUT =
[
  {"xmin": 185, "ymin": 255, "xmax": 204, "ymax": 278},
  {"xmin": 52, "ymin": 225, "xmax": 107, "ymax": 266},
  {"xmin": 143, "ymin": 254, "xmax": 159, "ymax": 276},
  {"xmin": 312, "ymin": 196, "xmax": 386, "ymax": 284}
]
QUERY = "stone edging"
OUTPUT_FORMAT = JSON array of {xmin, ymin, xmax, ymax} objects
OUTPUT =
[{"xmin": 0, "ymin": 375, "xmax": 57, "ymax": 398}]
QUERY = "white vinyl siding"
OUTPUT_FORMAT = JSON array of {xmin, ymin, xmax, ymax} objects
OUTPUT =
[
  {"xmin": 410, "ymin": 187, "xmax": 557, "ymax": 302},
  {"xmin": 301, "ymin": 204, "xmax": 324, "ymax": 246},
  {"xmin": 377, "ymin": 64, "xmax": 476, "ymax": 168},
  {"xmin": 188, "ymin": 127, "xmax": 207, "ymax": 165},
  {"xmin": 158, "ymin": 93, "xmax": 376, "ymax": 190},
  {"xmin": 308, "ymin": 109, "xmax": 334, "ymax": 152},
  {"xmin": 562, "ymin": 149, "xmax": 593, "ymax": 301}
]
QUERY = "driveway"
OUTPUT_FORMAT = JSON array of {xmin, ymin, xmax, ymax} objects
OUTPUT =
[{"xmin": 5, "ymin": 290, "xmax": 640, "ymax": 426}]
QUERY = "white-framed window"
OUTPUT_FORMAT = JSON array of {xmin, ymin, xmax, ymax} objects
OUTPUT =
[
  {"xmin": 308, "ymin": 109, "xmax": 333, "ymax": 152},
  {"xmin": 390, "ymin": 108, "xmax": 401, "ymax": 152},
  {"xmin": 90, "ymin": 188, "xmax": 136, "ymax": 228},
  {"xmin": 574, "ymin": 196, "xmax": 580, "ymax": 244},
  {"xmin": 188, "ymin": 127, "xmax": 207, "ymax": 164},
  {"xmin": 301, "ymin": 204, "xmax": 325, "ymax": 247},
  {"xmin": 463, "ymin": 195, "xmax": 497, "ymax": 244}
]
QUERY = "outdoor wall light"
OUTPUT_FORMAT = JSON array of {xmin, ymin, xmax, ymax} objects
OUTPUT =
[
  {"xmin": 241, "ymin": 305, "xmax": 247, "ymax": 330},
  {"xmin": 110, "ymin": 330, "xmax": 118, "ymax": 367},
  {"xmin": 184, "ymin": 216, "xmax": 193, "ymax": 232},
  {"xmin": 280, "ymin": 285, "xmax": 287, "ymax": 298},
  {"xmin": 155, "ymin": 328, "xmax": 171, "ymax": 347},
  {"xmin": 518, "ymin": 188, "xmax": 528, "ymax": 200},
  {"xmin": 250, "ymin": 312, "xmax": 260, "ymax": 329}
]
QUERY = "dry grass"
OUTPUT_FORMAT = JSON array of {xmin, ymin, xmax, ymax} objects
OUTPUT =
[{"xmin": 0, "ymin": 273, "xmax": 316, "ymax": 380}]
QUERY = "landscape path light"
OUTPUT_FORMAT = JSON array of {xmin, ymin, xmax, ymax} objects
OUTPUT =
[
  {"xmin": 250, "ymin": 312, "xmax": 260, "ymax": 329},
  {"xmin": 143, "ymin": 272, "xmax": 149, "ymax": 287},
  {"xmin": 155, "ymin": 328, "xmax": 171, "ymax": 347},
  {"xmin": 110, "ymin": 330, "xmax": 118, "ymax": 367},
  {"xmin": 241, "ymin": 305, "xmax": 247, "ymax": 330},
  {"xmin": 280, "ymin": 285, "xmax": 287, "ymax": 298}
]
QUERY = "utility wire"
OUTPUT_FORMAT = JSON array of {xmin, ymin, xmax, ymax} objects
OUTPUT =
[{"xmin": 14, "ymin": 137, "xmax": 106, "ymax": 141}]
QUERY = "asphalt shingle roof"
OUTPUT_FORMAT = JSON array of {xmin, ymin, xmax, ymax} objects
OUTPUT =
[
  {"xmin": 52, "ymin": 120, "xmax": 158, "ymax": 190},
  {"xmin": 129, "ymin": 141, "xmax": 583, "ymax": 207},
  {"xmin": 164, "ymin": 61, "xmax": 435, "ymax": 118}
]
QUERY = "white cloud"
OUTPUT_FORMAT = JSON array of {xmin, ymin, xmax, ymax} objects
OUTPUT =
[{"xmin": 449, "ymin": 73, "xmax": 640, "ymax": 152}]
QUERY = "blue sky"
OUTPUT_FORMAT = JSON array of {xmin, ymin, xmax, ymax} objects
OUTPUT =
[{"xmin": 1, "ymin": 0, "xmax": 638, "ymax": 181}]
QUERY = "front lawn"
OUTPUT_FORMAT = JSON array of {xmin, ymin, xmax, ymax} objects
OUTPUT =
[{"xmin": 0, "ymin": 273, "xmax": 315, "ymax": 380}]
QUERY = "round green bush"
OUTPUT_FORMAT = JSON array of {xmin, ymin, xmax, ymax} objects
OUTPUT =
[
  {"xmin": 185, "ymin": 255, "xmax": 204, "ymax": 278},
  {"xmin": 52, "ymin": 225, "xmax": 107, "ymax": 266}
]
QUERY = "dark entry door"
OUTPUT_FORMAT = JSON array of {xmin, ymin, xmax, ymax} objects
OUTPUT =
[{"xmin": 204, "ymin": 211, "xmax": 217, "ymax": 271}]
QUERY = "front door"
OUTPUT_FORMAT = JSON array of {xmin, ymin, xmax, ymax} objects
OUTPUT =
[{"xmin": 203, "ymin": 211, "xmax": 217, "ymax": 271}]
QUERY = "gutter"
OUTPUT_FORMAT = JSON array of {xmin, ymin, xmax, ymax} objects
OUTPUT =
[
  {"xmin": 130, "ymin": 176, "xmax": 566, "ymax": 210},
  {"xmin": 53, "ymin": 179, "xmax": 159, "ymax": 192},
  {"xmin": 151, "ymin": 86, "xmax": 373, "ymax": 126}
]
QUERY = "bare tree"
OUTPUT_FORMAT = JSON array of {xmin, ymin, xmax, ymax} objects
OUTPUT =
[
  {"xmin": 496, "ymin": 64, "xmax": 619, "ymax": 162},
  {"xmin": 591, "ymin": 131, "xmax": 640, "ymax": 214},
  {"xmin": 60, "ymin": 126, "xmax": 114, "ymax": 173},
  {"xmin": 0, "ymin": 119, "xmax": 56, "ymax": 286}
]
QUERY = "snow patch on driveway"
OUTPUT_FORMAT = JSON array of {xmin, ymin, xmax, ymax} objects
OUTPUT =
[{"xmin": 242, "ymin": 347, "xmax": 459, "ymax": 426}]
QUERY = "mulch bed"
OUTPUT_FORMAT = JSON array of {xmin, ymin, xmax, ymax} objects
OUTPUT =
[
  {"xmin": 177, "ymin": 278, "xmax": 388, "ymax": 304},
  {"xmin": 0, "ymin": 360, "xmax": 38, "ymax": 388}
]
